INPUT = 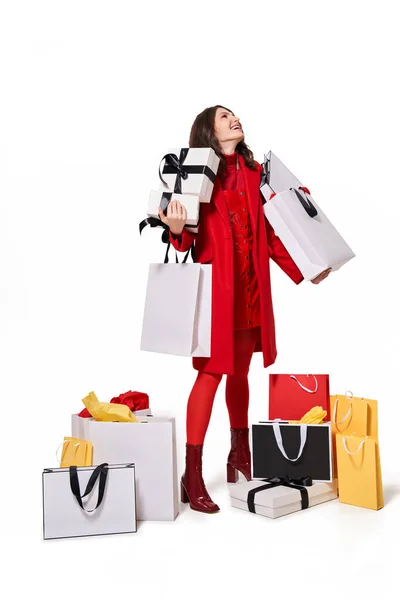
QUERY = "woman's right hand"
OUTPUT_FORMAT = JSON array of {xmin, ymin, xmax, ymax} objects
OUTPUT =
[{"xmin": 158, "ymin": 200, "xmax": 187, "ymax": 236}]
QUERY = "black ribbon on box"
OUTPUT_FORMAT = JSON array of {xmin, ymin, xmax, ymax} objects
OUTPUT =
[
  {"xmin": 159, "ymin": 148, "xmax": 216, "ymax": 194},
  {"xmin": 246, "ymin": 475, "xmax": 313, "ymax": 514}
]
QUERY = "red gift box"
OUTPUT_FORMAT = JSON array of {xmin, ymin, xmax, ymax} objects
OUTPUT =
[
  {"xmin": 78, "ymin": 391, "xmax": 150, "ymax": 418},
  {"xmin": 268, "ymin": 374, "xmax": 330, "ymax": 421}
]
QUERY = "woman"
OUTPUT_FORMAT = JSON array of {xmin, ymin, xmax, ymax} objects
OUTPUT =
[{"xmin": 158, "ymin": 105, "xmax": 330, "ymax": 514}]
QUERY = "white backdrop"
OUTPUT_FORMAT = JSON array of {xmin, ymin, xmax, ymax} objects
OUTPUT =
[{"xmin": 1, "ymin": 0, "xmax": 399, "ymax": 597}]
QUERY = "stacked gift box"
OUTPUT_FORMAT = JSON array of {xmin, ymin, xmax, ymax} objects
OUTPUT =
[
  {"xmin": 145, "ymin": 147, "xmax": 220, "ymax": 234},
  {"xmin": 229, "ymin": 374, "xmax": 383, "ymax": 518}
]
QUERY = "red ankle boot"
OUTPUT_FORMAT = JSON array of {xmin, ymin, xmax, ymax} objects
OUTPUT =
[
  {"xmin": 227, "ymin": 428, "xmax": 252, "ymax": 483},
  {"xmin": 181, "ymin": 444, "xmax": 220, "ymax": 514}
]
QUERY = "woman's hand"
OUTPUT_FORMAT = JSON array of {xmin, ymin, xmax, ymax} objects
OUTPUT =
[
  {"xmin": 311, "ymin": 268, "xmax": 331, "ymax": 284},
  {"xmin": 158, "ymin": 200, "xmax": 187, "ymax": 236}
]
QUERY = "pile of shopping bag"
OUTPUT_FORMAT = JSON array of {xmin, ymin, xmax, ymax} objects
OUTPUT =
[
  {"xmin": 42, "ymin": 390, "xmax": 180, "ymax": 540},
  {"xmin": 229, "ymin": 374, "xmax": 384, "ymax": 519}
]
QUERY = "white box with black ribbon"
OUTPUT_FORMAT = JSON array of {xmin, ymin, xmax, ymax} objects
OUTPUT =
[
  {"xmin": 158, "ymin": 148, "xmax": 220, "ymax": 203},
  {"xmin": 252, "ymin": 421, "xmax": 333, "ymax": 482},
  {"xmin": 229, "ymin": 477, "xmax": 337, "ymax": 519},
  {"xmin": 147, "ymin": 190, "xmax": 200, "ymax": 232}
]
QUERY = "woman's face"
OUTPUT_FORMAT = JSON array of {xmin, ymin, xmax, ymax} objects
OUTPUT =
[{"xmin": 214, "ymin": 107, "xmax": 244, "ymax": 145}]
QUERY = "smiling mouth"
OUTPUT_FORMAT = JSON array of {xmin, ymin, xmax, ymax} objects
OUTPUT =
[{"xmin": 231, "ymin": 125, "xmax": 242, "ymax": 131}]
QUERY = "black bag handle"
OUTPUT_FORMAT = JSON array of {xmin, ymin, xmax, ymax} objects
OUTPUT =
[
  {"xmin": 290, "ymin": 187, "xmax": 318, "ymax": 218},
  {"xmin": 69, "ymin": 463, "xmax": 108, "ymax": 513},
  {"xmin": 164, "ymin": 240, "xmax": 196, "ymax": 264}
]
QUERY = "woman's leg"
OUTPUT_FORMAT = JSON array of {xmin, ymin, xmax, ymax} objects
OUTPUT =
[
  {"xmin": 225, "ymin": 327, "xmax": 259, "ymax": 482},
  {"xmin": 225, "ymin": 327, "xmax": 259, "ymax": 427},
  {"xmin": 182, "ymin": 370, "xmax": 223, "ymax": 513},
  {"xmin": 186, "ymin": 371, "xmax": 223, "ymax": 445}
]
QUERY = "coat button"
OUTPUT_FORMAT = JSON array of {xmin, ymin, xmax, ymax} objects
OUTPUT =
[
  {"xmin": 245, "ymin": 255, "xmax": 249, "ymax": 260},
  {"xmin": 240, "ymin": 191, "xmax": 245, "ymax": 196},
  {"xmin": 247, "ymin": 304, "xmax": 251, "ymax": 308},
  {"xmin": 248, "ymin": 320, "xmax": 252, "ymax": 324}
]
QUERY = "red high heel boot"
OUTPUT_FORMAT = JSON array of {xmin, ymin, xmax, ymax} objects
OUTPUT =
[
  {"xmin": 180, "ymin": 444, "xmax": 220, "ymax": 514},
  {"xmin": 227, "ymin": 428, "xmax": 252, "ymax": 483}
]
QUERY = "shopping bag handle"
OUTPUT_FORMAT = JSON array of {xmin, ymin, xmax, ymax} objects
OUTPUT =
[
  {"xmin": 290, "ymin": 374, "xmax": 318, "ymax": 394},
  {"xmin": 56, "ymin": 439, "xmax": 81, "ymax": 466},
  {"xmin": 69, "ymin": 463, "xmax": 109, "ymax": 513},
  {"xmin": 272, "ymin": 422, "xmax": 308, "ymax": 462},
  {"xmin": 341, "ymin": 436, "xmax": 368, "ymax": 455},
  {"xmin": 163, "ymin": 241, "xmax": 196, "ymax": 264},
  {"xmin": 290, "ymin": 187, "xmax": 318, "ymax": 218}
]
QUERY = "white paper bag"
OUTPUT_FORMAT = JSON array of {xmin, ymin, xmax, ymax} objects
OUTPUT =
[
  {"xmin": 42, "ymin": 463, "xmax": 137, "ymax": 539},
  {"xmin": 263, "ymin": 189, "xmax": 355, "ymax": 280},
  {"xmin": 141, "ymin": 263, "xmax": 212, "ymax": 357},
  {"xmin": 261, "ymin": 150, "xmax": 304, "ymax": 195},
  {"xmin": 71, "ymin": 415, "xmax": 179, "ymax": 521},
  {"xmin": 260, "ymin": 151, "xmax": 355, "ymax": 280},
  {"xmin": 158, "ymin": 147, "xmax": 220, "ymax": 203}
]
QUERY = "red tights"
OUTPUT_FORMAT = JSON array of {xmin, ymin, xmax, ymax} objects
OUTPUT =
[{"xmin": 186, "ymin": 328, "xmax": 260, "ymax": 445}]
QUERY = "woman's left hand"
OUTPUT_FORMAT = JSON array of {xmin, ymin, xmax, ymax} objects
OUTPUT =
[{"xmin": 311, "ymin": 268, "xmax": 331, "ymax": 284}]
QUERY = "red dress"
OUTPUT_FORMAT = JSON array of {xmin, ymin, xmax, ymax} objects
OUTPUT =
[{"xmin": 219, "ymin": 153, "xmax": 261, "ymax": 330}]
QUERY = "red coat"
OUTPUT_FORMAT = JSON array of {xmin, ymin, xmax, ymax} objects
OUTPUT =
[{"xmin": 170, "ymin": 154, "xmax": 303, "ymax": 375}]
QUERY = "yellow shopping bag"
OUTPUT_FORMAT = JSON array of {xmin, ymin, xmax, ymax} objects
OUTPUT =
[
  {"xmin": 59, "ymin": 437, "xmax": 93, "ymax": 468},
  {"xmin": 330, "ymin": 393, "xmax": 378, "ymax": 438},
  {"xmin": 336, "ymin": 434, "xmax": 384, "ymax": 510},
  {"xmin": 330, "ymin": 392, "xmax": 378, "ymax": 477}
]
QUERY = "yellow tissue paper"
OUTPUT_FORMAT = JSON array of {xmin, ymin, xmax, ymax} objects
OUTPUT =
[
  {"xmin": 82, "ymin": 391, "xmax": 139, "ymax": 423},
  {"xmin": 290, "ymin": 406, "xmax": 327, "ymax": 424}
]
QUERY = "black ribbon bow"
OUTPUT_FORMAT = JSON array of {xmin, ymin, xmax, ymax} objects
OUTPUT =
[
  {"xmin": 159, "ymin": 148, "xmax": 216, "ymax": 194},
  {"xmin": 246, "ymin": 475, "xmax": 313, "ymax": 514}
]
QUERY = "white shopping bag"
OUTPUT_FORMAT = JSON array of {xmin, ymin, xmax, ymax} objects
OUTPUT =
[
  {"xmin": 42, "ymin": 463, "xmax": 137, "ymax": 539},
  {"xmin": 263, "ymin": 189, "xmax": 355, "ymax": 280},
  {"xmin": 260, "ymin": 150, "xmax": 304, "ymax": 196},
  {"xmin": 71, "ymin": 415, "xmax": 179, "ymax": 521},
  {"xmin": 141, "ymin": 262, "xmax": 212, "ymax": 356},
  {"xmin": 260, "ymin": 150, "xmax": 355, "ymax": 280}
]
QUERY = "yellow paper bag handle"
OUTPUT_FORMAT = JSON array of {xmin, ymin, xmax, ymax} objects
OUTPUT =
[{"xmin": 342, "ymin": 435, "xmax": 369, "ymax": 455}]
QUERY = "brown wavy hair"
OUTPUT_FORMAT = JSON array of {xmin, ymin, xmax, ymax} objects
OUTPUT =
[{"xmin": 189, "ymin": 105, "xmax": 257, "ymax": 173}]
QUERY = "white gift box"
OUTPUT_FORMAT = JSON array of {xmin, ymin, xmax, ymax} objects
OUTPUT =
[
  {"xmin": 230, "ymin": 478, "xmax": 337, "ymax": 519},
  {"xmin": 260, "ymin": 151, "xmax": 355, "ymax": 280},
  {"xmin": 147, "ymin": 190, "xmax": 200, "ymax": 233},
  {"xmin": 42, "ymin": 463, "xmax": 137, "ymax": 539},
  {"xmin": 71, "ymin": 415, "xmax": 179, "ymax": 521},
  {"xmin": 140, "ymin": 263, "xmax": 212, "ymax": 357},
  {"xmin": 158, "ymin": 148, "xmax": 220, "ymax": 203}
]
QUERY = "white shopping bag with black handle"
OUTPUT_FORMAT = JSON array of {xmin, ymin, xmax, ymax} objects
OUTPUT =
[
  {"xmin": 141, "ymin": 260, "xmax": 212, "ymax": 357},
  {"xmin": 42, "ymin": 463, "xmax": 137, "ymax": 539},
  {"xmin": 260, "ymin": 151, "xmax": 355, "ymax": 280}
]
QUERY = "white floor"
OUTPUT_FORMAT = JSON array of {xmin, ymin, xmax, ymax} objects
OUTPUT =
[{"xmin": 3, "ymin": 467, "xmax": 399, "ymax": 600}]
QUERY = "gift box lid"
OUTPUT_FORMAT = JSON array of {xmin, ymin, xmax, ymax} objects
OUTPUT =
[
  {"xmin": 165, "ymin": 147, "xmax": 220, "ymax": 174},
  {"xmin": 229, "ymin": 479, "xmax": 337, "ymax": 510}
]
